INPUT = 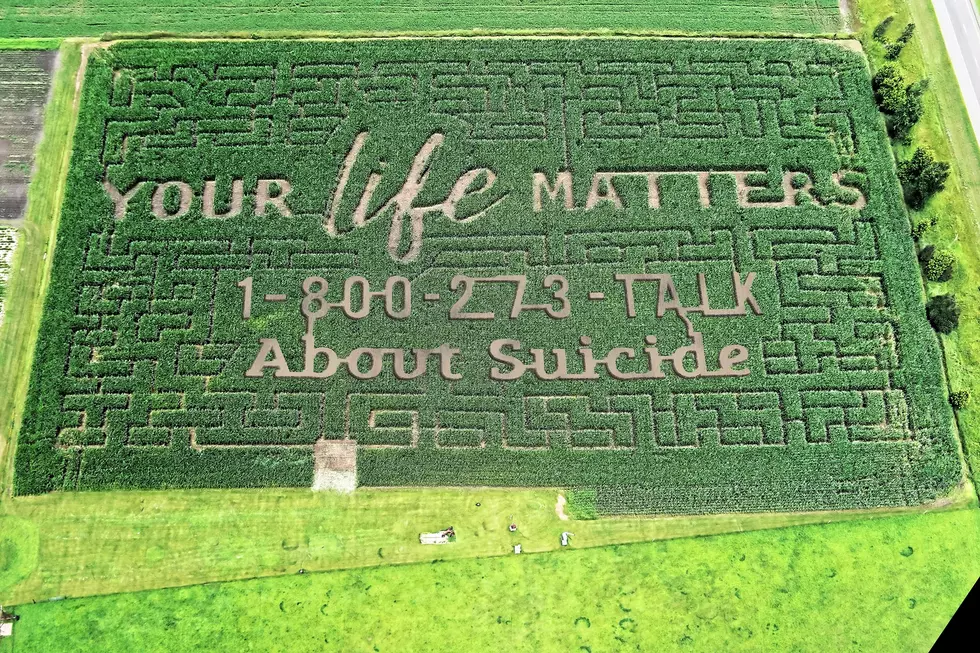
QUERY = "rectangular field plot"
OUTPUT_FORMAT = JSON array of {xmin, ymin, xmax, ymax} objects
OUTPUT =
[
  {"xmin": 0, "ymin": 49, "xmax": 58, "ymax": 221},
  {"xmin": 15, "ymin": 38, "xmax": 960, "ymax": 513},
  {"xmin": 0, "ymin": 1, "xmax": 843, "ymax": 38}
]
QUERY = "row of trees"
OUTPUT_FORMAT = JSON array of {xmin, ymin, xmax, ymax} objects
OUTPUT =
[
  {"xmin": 872, "ymin": 16, "xmax": 966, "ymax": 408},
  {"xmin": 874, "ymin": 16, "xmax": 917, "ymax": 60},
  {"xmin": 872, "ymin": 65, "xmax": 926, "ymax": 144}
]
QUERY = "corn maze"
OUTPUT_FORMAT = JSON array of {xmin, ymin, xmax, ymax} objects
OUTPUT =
[{"xmin": 14, "ymin": 38, "xmax": 960, "ymax": 513}]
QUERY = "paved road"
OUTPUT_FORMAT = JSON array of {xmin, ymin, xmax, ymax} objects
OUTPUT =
[{"xmin": 934, "ymin": 0, "xmax": 980, "ymax": 146}]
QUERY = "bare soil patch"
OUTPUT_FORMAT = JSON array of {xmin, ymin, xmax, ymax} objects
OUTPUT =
[
  {"xmin": 556, "ymin": 494, "xmax": 569, "ymax": 521},
  {"xmin": 313, "ymin": 440, "xmax": 357, "ymax": 493},
  {"xmin": 0, "ymin": 50, "xmax": 57, "ymax": 223}
]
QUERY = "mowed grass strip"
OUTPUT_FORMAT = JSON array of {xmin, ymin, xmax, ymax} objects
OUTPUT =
[
  {"xmin": 3, "ymin": 508, "xmax": 978, "ymax": 652},
  {"xmin": 0, "ymin": 38, "xmax": 61, "ymax": 50},
  {"xmin": 0, "ymin": 484, "xmax": 973, "ymax": 604},
  {"xmin": 0, "ymin": 1, "xmax": 844, "ymax": 38}
]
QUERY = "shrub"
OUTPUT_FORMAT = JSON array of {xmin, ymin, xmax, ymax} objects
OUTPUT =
[
  {"xmin": 927, "ymin": 294, "xmax": 960, "ymax": 333},
  {"xmin": 911, "ymin": 222, "xmax": 929, "ymax": 240},
  {"xmin": 949, "ymin": 391, "xmax": 970, "ymax": 410},
  {"xmin": 873, "ymin": 65, "xmax": 905, "ymax": 112},
  {"xmin": 917, "ymin": 243, "xmax": 935, "ymax": 263},
  {"xmin": 898, "ymin": 23, "xmax": 916, "ymax": 44},
  {"xmin": 898, "ymin": 148, "xmax": 950, "ymax": 209},
  {"xmin": 889, "ymin": 79, "xmax": 928, "ymax": 143},
  {"xmin": 884, "ymin": 43, "xmax": 905, "ymax": 60},
  {"xmin": 925, "ymin": 250, "xmax": 955, "ymax": 282},
  {"xmin": 874, "ymin": 16, "xmax": 895, "ymax": 42},
  {"xmin": 871, "ymin": 68, "xmax": 927, "ymax": 141}
]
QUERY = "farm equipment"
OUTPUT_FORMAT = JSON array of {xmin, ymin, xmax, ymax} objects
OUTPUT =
[
  {"xmin": 419, "ymin": 527, "xmax": 456, "ymax": 545},
  {"xmin": 0, "ymin": 606, "xmax": 19, "ymax": 638}
]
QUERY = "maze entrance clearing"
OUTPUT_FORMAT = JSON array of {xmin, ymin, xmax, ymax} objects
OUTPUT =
[
  {"xmin": 312, "ymin": 439, "xmax": 356, "ymax": 493},
  {"xmin": 15, "ymin": 38, "xmax": 960, "ymax": 513}
]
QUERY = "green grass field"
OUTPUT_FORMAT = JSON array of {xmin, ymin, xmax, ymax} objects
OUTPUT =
[
  {"xmin": 0, "ymin": 1, "xmax": 843, "ymax": 38},
  {"xmin": 0, "ymin": 38, "xmax": 60, "ymax": 50},
  {"xmin": 3, "ymin": 508, "xmax": 977, "ymax": 652},
  {"xmin": 3, "ymin": 484, "xmax": 970, "ymax": 605}
]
